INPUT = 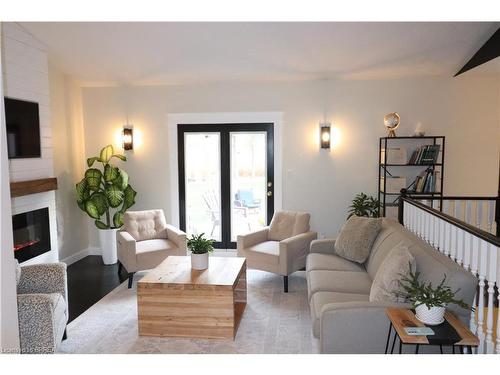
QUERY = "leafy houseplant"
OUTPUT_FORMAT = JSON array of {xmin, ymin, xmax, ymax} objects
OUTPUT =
[
  {"xmin": 76, "ymin": 145, "xmax": 137, "ymax": 264},
  {"xmin": 187, "ymin": 233, "xmax": 215, "ymax": 270},
  {"xmin": 396, "ymin": 267, "xmax": 471, "ymax": 325},
  {"xmin": 347, "ymin": 193, "xmax": 381, "ymax": 219}
]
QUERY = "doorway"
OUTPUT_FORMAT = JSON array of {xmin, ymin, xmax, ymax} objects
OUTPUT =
[{"xmin": 178, "ymin": 123, "xmax": 274, "ymax": 249}]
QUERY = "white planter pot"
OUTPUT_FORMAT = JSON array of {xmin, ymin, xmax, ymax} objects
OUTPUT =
[
  {"xmin": 191, "ymin": 252, "xmax": 209, "ymax": 270},
  {"xmin": 98, "ymin": 228, "xmax": 118, "ymax": 265},
  {"xmin": 415, "ymin": 304, "xmax": 446, "ymax": 325}
]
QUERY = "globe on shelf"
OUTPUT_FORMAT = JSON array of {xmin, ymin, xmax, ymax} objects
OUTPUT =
[{"xmin": 384, "ymin": 112, "xmax": 400, "ymax": 138}]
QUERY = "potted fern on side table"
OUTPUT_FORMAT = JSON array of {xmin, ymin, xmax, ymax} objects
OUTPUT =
[
  {"xmin": 397, "ymin": 268, "xmax": 471, "ymax": 325},
  {"xmin": 187, "ymin": 233, "xmax": 214, "ymax": 270},
  {"xmin": 76, "ymin": 145, "xmax": 137, "ymax": 265}
]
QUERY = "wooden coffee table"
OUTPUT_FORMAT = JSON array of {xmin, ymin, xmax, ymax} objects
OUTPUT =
[{"xmin": 137, "ymin": 256, "xmax": 247, "ymax": 339}]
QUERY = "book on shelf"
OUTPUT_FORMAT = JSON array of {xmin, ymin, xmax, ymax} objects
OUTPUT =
[
  {"xmin": 409, "ymin": 168, "xmax": 440, "ymax": 194},
  {"xmin": 408, "ymin": 144, "xmax": 441, "ymax": 165}
]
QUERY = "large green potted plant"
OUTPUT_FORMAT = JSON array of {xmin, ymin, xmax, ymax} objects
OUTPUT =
[
  {"xmin": 76, "ymin": 145, "xmax": 137, "ymax": 264},
  {"xmin": 396, "ymin": 268, "xmax": 471, "ymax": 325},
  {"xmin": 187, "ymin": 233, "xmax": 215, "ymax": 270},
  {"xmin": 347, "ymin": 193, "xmax": 381, "ymax": 219}
]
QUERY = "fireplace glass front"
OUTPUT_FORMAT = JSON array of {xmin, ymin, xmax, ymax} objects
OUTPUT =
[{"xmin": 12, "ymin": 207, "xmax": 51, "ymax": 263}]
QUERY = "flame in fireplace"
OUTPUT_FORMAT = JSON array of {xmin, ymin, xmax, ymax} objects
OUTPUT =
[{"xmin": 14, "ymin": 239, "xmax": 41, "ymax": 252}]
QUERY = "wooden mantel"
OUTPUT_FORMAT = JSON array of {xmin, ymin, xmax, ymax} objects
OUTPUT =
[{"xmin": 10, "ymin": 178, "xmax": 58, "ymax": 198}]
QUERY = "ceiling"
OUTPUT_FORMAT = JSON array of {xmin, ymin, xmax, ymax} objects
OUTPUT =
[{"xmin": 20, "ymin": 22, "xmax": 499, "ymax": 86}]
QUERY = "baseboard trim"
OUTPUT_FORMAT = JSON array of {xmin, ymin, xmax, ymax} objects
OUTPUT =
[{"xmin": 61, "ymin": 247, "xmax": 101, "ymax": 266}]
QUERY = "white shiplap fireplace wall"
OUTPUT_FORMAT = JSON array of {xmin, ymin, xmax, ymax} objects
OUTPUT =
[{"xmin": 2, "ymin": 23, "xmax": 58, "ymax": 264}]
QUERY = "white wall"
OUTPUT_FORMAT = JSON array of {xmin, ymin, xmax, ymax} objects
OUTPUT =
[
  {"xmin": 81, "ymin": 74, "xmax": 499, "ymax": 244},
  {"xmin": 0, "ymin": 22, "xmax": 20, "ymax": 353},
  {"xmin": 2, "ymin": 22, "xmax": 58, "ymax": 264},
  {"xmin": 49, "ymin": 63, "xmax": 89, "ymax": 263}
]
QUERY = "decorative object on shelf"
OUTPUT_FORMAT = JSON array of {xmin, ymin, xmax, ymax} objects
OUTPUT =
[
  {"xmin": 122, "ymin": 127, "xmax": 134, "ymax": 150},
  {"xmin": 187, "ymin": 233, "xmax": 215, "ymax": 270},
  {"xmin": 348, "ymin": 193, "xmax": 381, "ymax": 219},
  {"xmin": 319, "ymin": 122, "xmax": 331, "ymax": 150},
  {"xmin": 395, "ymin": 267, "xmax": 471, "ymax": 325},
  {"xmin": 383, "ymin": 112, "xmax": 400, "ymax": 138},
  {"xmin": 413, "ymin": 123, "xmax": 425, "ymax": 137},
  {"xmin": 76, "ymin": 144, "xmax": 137, "ymax": 264}
]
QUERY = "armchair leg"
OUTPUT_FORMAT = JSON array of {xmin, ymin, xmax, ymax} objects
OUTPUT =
[
  {"xmin": 127, "ymin": 273, "xmax": 135, "ymax": 289},
  {"xmin": 62, "ymin": 328, "xmax": 67, "ymax": 340},
  {"xmin": 283, "ymin": 276, "xmax": 288, "ymax": 293},
  {"xmin": 117, "ymin": 261, "xmax": 123, "ymax": 276}
]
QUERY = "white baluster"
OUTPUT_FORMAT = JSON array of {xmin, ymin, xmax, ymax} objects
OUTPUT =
[
  {"xmin": 450, "ymin": 200, "xmax": 456, "ymax": 219},
  {"xmin": 422, "ymin": 211, "xmax": 429, "ymax": 241},
  {"xmin": 466, "ymin": 200, "xmax": 472, "ymax": 226},
  {"xmin": 433, "ymin": 215, "xmax": 439, "ymax": 249},
  {"xmin": 450, "ymin": 225, "xmax": 457, "ymax": 261},
  {"xmin": 443, "ymin": 199, "xmax": 450, "ymax": 216},
  {"xmin": 497, "ymin": 295, "xmax": 500, "ymax": 354},
  {"xmin": 427, "ymin": 212, "xmax": 432, "ymax": 245},
  {"xmin": 444, "ymin": 222, "xmax": 451, "ymax": 257},
  {"xmin": 457, "ymin": 229, "xmax": 465, "ymax": 267},
  {"xmin": 486, "ymin": 245, "xmax": 497, "ymax": 353},
  {"xmin": 476, "ymin": 201, "xmax": 483, "ymax": 230},
  {"xmin": 488, "ymin": 201, "xmax": 495, "ymax": 234},
  {"xmin": 438, "ymin": 218, "xmax": 445, "ymax": 253},
  {"xmin": 469, "ymin": 236, "xmax": 479, "ymax": 336},
  {"xmin": 477, "ymin": 240, "xmax": 488, "ymax": 354},
  {"xmin": 418, "ymin": 208, "xmax": 423, "ymax": 238},
  {"xmin": 462, "ymin": 232, "xmax": 471, "ymax": 271}
]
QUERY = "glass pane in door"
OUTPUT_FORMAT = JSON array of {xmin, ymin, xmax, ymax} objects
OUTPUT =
[
  {"xmin": 184, "ymin": 133, "xmax": 221, "ymax": 241},
  {"xmin": 230, "ymin": 132, "xmax": 267, "ymax": 241}
]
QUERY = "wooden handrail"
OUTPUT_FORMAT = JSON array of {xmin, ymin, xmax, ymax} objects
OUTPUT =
[
  {"xmin": 400, "ymin": 196, "xmax": 500, "ymax": 247},
  {"xmin": 408, "ymin": 195, "xmax": 498, "ymax": 201}
]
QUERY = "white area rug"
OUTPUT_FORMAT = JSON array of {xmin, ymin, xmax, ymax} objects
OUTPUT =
[{"xmin": 58, "ymin": 269, "xmax": 319, "ymax": 354}]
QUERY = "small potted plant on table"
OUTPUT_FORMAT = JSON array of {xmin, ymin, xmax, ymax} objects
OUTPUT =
[
  {"xmin": 187, "ymin": 233, "xmax": 215, "ymax": 270},
  {"xmin": 397, "ymin": 269, "xmax": 471, "ymax": 325}
]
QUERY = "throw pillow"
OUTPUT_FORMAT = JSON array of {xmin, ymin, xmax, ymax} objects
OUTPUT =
[
  {"xmin": 124, "ymin": 210, "xmax": 168, "ymax": 242},
  {"xmin": 268, "ymin": 211, "xmax": 310, "ymax": 241},
  {"xmin": 369, "ymin": 241, "xmax": 416, "ymax": 303},
  {"xmin": 334, "ymin": 216, "xmax": 382, "ymax": 263}
]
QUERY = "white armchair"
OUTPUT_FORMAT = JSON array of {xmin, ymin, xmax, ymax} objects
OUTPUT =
[
  {"xmin": 117, "ymin": 209, "xmax": 187, "ymax": 288},
  {"xmin": 237, "ymin": 211, "xmax": 317, "ymax": 292}
]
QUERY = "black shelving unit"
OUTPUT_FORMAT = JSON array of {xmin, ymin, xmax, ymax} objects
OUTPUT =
[{"xmin": 378, "ymin": 136, "xmax": 445, "ymax": 218}]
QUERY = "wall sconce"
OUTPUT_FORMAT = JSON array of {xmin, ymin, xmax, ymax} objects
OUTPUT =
[
  {"xmin": 122, "ymin": 127, "xmax": 133, "ymax": 151},
  {"xmin": 319, "ymin": 123, "xmax": 331, "ymax": 150}
]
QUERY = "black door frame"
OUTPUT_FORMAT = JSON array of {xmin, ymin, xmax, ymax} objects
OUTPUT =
[{"xmin": 178, "ymin": 123, "xmax": 274, "ymax": 249}]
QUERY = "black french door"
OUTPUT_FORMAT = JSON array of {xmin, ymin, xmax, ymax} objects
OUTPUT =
[{"xmin": 178, "ymin": 123, "xmax": 274, "ymax": 249}]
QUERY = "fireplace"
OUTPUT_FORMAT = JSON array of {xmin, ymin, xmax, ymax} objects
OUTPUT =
[{"xmin": 12, "ymin": 207, "xmax": 51, "ymax": 263}]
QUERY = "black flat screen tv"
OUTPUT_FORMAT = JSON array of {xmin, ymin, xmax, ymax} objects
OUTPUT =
[{"xmin": 4, "ymin": 97, "xmax": 41, "ymax": 159}]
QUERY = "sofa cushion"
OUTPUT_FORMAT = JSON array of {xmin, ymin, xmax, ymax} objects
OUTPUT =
[
  {"xmin": 306, "ymin": 253, "xmax": 365, "ymax": 273},
  {"xmin": 268, "ymin": 211, "xmax": 310, "ymax": 241},
  {"xmin": 124, "ymin": 209, "xmax": 167, "ymax": 242},
  {"xmin": 307, "ymin": 270, "xmax": 372, "ymax": 299},
  {"xmin": 245, "ymin": 241, "xmax": 280, "ymax": 265},
  {"xmin": 334, "ymin": 216, "xmax": 382, "ymax": 263},
  {"xmin": 369, "ymin": 241, "xmax": 416, "ymax": 303},
  {"xmin": 136, "ymin": 239, "xmax": 178, "ymax": 270},
  {"xmin": 310, "ymin": 291, "xmax": 369, "ymax": 338}
]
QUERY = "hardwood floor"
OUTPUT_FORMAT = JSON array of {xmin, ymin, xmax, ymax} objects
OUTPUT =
[{"xmin": 67, "ymin": 256, "xmax": 123, "ymax": 322}]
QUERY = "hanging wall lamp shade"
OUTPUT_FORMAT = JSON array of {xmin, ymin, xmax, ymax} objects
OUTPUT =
[
  {"xmin": 320, "ymin": 123, "xmax": 331, "ymax": 150},
  {"xmin": 122, "ymin": 127, "xmax": 133, "ymax": 150}
]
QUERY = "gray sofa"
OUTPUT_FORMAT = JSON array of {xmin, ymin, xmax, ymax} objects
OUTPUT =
[{"xmin": 306, "ymin": 218, "xmax": 477, "ymax": 354}]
